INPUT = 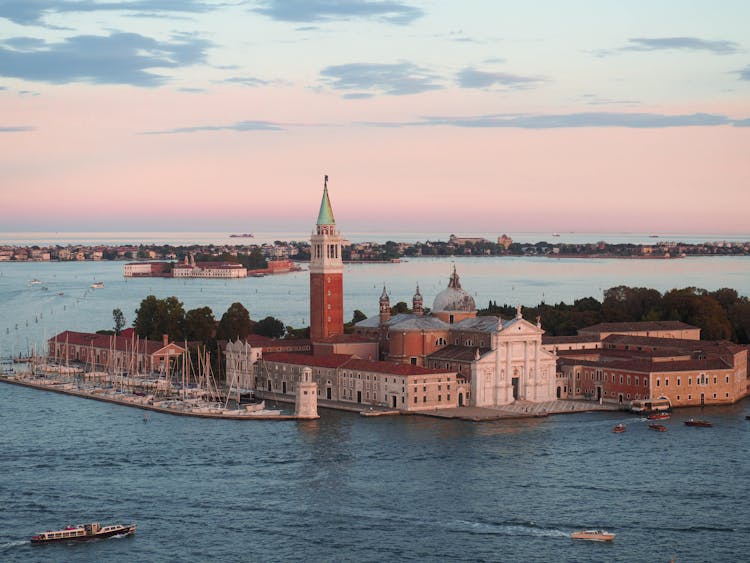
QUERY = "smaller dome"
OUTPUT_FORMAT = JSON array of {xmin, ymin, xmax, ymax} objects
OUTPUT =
[{"xmin": 432, "ymin": 267, "xmax": 476, "ymax": 312}]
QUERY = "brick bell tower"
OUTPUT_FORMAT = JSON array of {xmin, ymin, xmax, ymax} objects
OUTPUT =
[{"xmin": 310, "ymin": 175, "xmax": 344, "ymax": 341}]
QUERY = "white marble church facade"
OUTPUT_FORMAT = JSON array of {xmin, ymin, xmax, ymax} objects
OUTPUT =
[{"xmin": 468, "ymin": 309, "xmax": 557, "ymax": 407}]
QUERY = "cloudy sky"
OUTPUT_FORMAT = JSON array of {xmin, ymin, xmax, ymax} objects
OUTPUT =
[{"xmin": 1, "ymin": 1, "xmax": 748, "ymax": 234}]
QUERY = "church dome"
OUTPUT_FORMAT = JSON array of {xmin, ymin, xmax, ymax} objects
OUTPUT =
[{"xmin": 432, "ymin": 267, "xmax": 476, "ymax": 313}]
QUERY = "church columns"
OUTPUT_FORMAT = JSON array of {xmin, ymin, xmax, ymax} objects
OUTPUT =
[
  {"xmin": 534, "ymin": 339, "xmax": 541, "ymax": 400},
  {"xmin": 494, "ymin": 343, "xmax": 503, "ymax": 405}
]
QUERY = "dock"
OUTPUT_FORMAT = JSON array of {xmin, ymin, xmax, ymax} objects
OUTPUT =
[{"xmin": 0, "ymin": 374, "xmax": 308, "ymax": 421}]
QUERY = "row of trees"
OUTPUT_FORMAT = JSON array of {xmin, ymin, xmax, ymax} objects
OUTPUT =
[
  {"xmin": 131, "ymin": 296, "xmax": 286, "ymax": 342},
  {"xmin": 479, "ymin": 285, "xmax": 750, "ymax": 342}
]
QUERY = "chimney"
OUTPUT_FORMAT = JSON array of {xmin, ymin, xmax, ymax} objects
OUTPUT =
[{"xmin": 162, "ymin": 334, "xmax": 169, "ymax": 347}]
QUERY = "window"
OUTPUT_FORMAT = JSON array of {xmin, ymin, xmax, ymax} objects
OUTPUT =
[
  {"xmin": 423, "ymin": 396, "xmax": 426, "ymax": 402},
  {"xmin": 656, "ymin": 379, "xmax": 660, "ymax": 387},
  {"xmin": 665, "ymin": 378, "xmax": 669, "ymax": 387},
  {"xmin": 726, "ymin": 376, "xmax": 730, "ymax": 384},
  {"xmin": 677, "ymin": 378, "xmax": 681, "ymax": 387},
  {"xmin": 414, "ymin": 397, "xmax": 417, "ymax": 404},
  {"xmin": 438, "ymin": 395, "xmax": 442, "ymax": 402},
  {"xmin": 447, "ymin": 394, "xmax": 451, "ymax": 401}
]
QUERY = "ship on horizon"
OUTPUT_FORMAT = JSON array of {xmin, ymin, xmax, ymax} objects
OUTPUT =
[{"xmin": 229, "ymin": 233, "xmax": 254, "ymax": 238}]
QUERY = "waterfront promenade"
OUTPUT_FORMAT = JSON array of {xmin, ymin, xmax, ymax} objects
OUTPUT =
[{"xmin": 257, "ymin": 390, "xmax": 619, "ymax": 421}]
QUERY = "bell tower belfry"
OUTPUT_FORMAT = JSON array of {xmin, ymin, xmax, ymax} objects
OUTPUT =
[{"xmin": 310, "ymin": 175, "xmax": 344, "ymax": 341}]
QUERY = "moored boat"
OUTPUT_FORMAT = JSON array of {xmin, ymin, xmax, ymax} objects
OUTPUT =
[
  {"xmin": 571, "ymin": 529, "xmax": 615, "ymax": 541},
  {"xmin": 684, "ymin": 418, "xmax": 712, "ymax": 427},
  {"xmin": 31, "ymin": 522, "xmax": 135, "ymax": 544},
  {"xmin": 612, "ymin": 423, "xmax": 626, "ymax": 433},
  {"xmin": 648, "ymin": 423, "xmax": 667, "ymax": 432}
]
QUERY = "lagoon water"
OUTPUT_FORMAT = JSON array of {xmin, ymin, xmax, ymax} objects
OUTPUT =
[
  {"xmin": 1, "ymin": 382, "xmax": 748, "ymax": 562},
  {"xmin": 1, "ymin": 254, "xmax": 750, "ymax": 355},
  {"xmin": 1, "ymin": 242, "xmax": 750, "ymax": 561}
]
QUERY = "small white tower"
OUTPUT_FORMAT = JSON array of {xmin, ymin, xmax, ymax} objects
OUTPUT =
[{"xmin": 295, "ymin": 367, "xmax": 319, "ymax": 419}]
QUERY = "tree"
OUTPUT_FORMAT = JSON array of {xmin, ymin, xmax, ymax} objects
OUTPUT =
[
  {"xmin": 112, "ymin": 308, "xmax": 126, "ymax": 335},
  {"xmin": 184, "ymin": 306, "xmax": 216, "ymax": 343},
  {"xmin": 602, "ymin": 286, "xmax": 661, "ymax": 322},
  {"xmin": 253, "ymin": 316, "xmax": 285, "ymax": 338},
  {"xmin": 390, "ymin": 301, "xmax": 410, "ymax": 315},
  {"xmin": 661, "ymin": 288, "xmax": 732, "ymax": 340},
  {"xmin": 351, "ymin": 310, "xmax": 367, "ymax": 324},
  {"xmin": 133, "ymin": 295, "xmax": 186, "ymax": 341},
  {"xmin": 216, "ymin": 302, "xmax": 252, "ymax": 341}
]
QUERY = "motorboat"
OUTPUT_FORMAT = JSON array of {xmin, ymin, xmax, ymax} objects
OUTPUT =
[
  {"xmin": 648, "ymin": 424, "xmax": 667, "ymax": 432},
  {"xmin": 571, "ymin": 529, "xmax": 615, "ymax": 541},
  {"xmin": 647, "ymin": 412, "xmax": 670, "ymax": 420},
  {"xmin": 90, "ymin": 282, "xmax": 104, "ymax": 289},
  {"xmin": 684, "ymin": 418, "xmax": 712, "ymax": 427},
  {"xmin": 31, "ymin": 522, "xmax": 135, "ymax": 544},
  {"xmin": 612, "ymin": 423, "xmax": 626, "ymax": 433}
]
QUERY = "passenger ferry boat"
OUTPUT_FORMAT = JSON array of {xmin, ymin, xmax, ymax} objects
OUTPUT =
[
  {"xmin": 571, "ymin": 529, "xmax": 615, "ymax": 541},
  {"xmin": 31, "ymin": 522, "xmax": 135, "ymax": 544},
  {"xmin": 630, "ymin": 396, "xmax": 671, "ymax": 414}
]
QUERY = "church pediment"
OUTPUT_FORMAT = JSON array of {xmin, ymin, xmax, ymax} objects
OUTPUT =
[{"xmin": 499, "ymin": 317, "xmax": 544, "ymax": 336}]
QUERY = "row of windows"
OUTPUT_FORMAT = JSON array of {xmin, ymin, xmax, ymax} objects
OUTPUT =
[
  {"xmin": 413, "ymin": 394, "xmax": 451, "ymax": 403},
  {"xmin": 655, "ymin": 374, "xmax": 727, "ymax": 387}
]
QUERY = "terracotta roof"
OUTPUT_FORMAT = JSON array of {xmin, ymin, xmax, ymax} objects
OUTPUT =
[
  {"xmin": 314, "ymin": 334, "xmax": 378, "ymax": 344},
  {"xmin": 602, "ymin": 334, "xmax": 745, "ymax": 355},
  {"xmin": 263, "ymin": 353, "xmax": 352, "ymax": 369},
  {"xmin": 580, "ymin": 321, "xmax": 698, "ymax": 333},
  {"xmin": 427, "ymin": 344, "xmax": 489, "ymax": 362},
  {"xmin": 542, "ymin": 335, "xmax": 599, "ymax": 344},
  {"xmin": 262, "ymin": 352, "xmax": 451, "ymax": 376},
  {"xmin": 48, "ymin": 330, "xmax": 168, "ymax": 355},
  {"xmin": 342, "ymin": 358, "xmax": 450, "ymax": 376},
  {"xmin": 558, "ymin": 356, "xmax": 730, "ymax": 373}
]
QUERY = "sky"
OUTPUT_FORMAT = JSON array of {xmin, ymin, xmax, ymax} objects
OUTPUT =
[{"xmin": 1, "ymin": 0, "xmax": 749, "ymax": 234}]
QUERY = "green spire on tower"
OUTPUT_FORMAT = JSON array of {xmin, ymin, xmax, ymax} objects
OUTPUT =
[{"xmin": 317, "ymin": 174, "xmax": 336, "ymax": 225}]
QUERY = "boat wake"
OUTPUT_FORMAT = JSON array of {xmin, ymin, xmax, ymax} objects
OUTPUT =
[
  {"xmin": 456, "ymin": 519, "xmax": 569, "ymax": 538},
  {"xmin": 0, "ymin": 540, "xmax": 27, "ymax": 551}
]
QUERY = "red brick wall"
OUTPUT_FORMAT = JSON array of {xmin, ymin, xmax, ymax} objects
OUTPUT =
[{"xmin": 310, "ymin": 273, "xmax": 343, "ymax": 340}]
